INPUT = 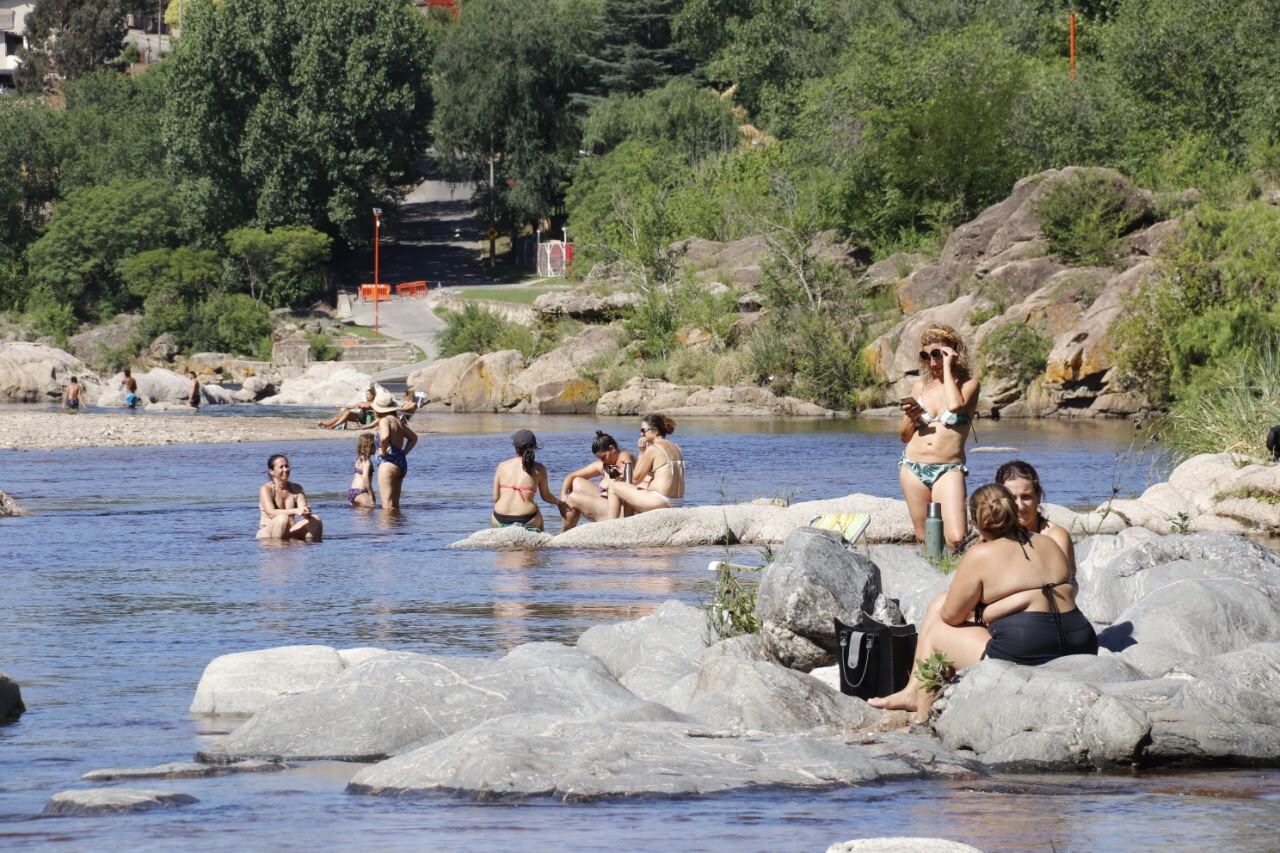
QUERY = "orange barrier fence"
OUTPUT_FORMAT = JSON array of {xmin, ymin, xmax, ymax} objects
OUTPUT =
[
  {"xmin": 359, "ymin": 283, "xmax": 391, "ymax": 301},
  {"xmin": 396, "ymin": 280, "xmax": 429, "ymax": 297}
]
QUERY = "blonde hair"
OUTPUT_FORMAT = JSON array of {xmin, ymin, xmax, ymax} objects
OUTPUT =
[
  {"xmin": 918, "ymin": 324, "xmax": 970, "ymax": 375},
  {"xmin": 969, "ymin": 483, "xmax": 1022, "ymax": 539},
  {"xmin": 356, "ymin": 433, "xmax": 376, "ymax": 459}
]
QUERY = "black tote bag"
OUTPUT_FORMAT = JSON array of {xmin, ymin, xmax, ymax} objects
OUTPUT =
[{"xmin": 834, "ymin": 616, "xmax": 918, "ymax": 700}]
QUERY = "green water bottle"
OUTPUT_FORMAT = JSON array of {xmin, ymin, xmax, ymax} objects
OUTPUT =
[{"xmin": 925, "ymin": 502, "xmax": 945, "ymax": 558}]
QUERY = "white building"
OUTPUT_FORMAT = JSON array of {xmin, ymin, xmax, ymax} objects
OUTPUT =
[{"xmin": 0, "ymin": 1, "xmax": 34, "ymax": 89}]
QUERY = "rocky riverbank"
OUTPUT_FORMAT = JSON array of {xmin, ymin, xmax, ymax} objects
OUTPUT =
[{"xmin": 0, "ymin": 412, "xmax": 359, "ymax": 451}]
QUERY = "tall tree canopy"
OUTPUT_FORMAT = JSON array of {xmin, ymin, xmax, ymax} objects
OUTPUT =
[
  {"xmin": 17, "ymin": 0, "xmax": 127, "ymax": 91},
  {"xmin": 587, "ymin": 0, "xmax": 692, "ymax": 99},
  {"xmin": 163, "ymin": 0, "xmax": 435, "ymax": 249}
]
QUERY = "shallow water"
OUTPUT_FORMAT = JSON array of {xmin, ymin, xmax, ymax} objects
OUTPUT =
[{"xmin": 3, "ymin": 413, "xmax": 1277, "ymax": 851}]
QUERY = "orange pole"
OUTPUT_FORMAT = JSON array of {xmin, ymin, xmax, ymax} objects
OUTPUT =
[
  {"xmin": 373, "ymin": 211, "xmax": 381, "ymax": 336},
  {"xmin": 1069, "ymin": 12, "xmax": 1077, "ymax": 78}
]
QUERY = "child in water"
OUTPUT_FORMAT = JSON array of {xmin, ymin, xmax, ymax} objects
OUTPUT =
[{"xmin": 348, "ymin": 433, "xmax": 376, "ymax": 507}]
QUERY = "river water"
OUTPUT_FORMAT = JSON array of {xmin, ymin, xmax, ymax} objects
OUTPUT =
[{"xmin": 2, "ymin": 413, "xmax": 1278, "ymax": 851}]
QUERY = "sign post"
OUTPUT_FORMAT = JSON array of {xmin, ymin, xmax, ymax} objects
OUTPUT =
[{"xmin": 372, "ymin": 208, "xmax": 382, "ymax": 336}]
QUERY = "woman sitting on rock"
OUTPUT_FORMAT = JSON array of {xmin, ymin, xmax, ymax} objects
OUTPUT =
[
  {"xmin": 898, "ymin": 324, "xmax": 980, "ymax": 550},
  {"xmin": 492, "ymin": 429, "xmax": 565, "ymax": 530},
  {"xmin": 373, "ymin": 390, "xmax": 416, "ymax": 511},
  {"xmin": 318, "ymin": 387, "xmax": 377, "ymax": 430},
  {"xmin": 870, "ymin": 484, "xmax": 1095, "ymax": 712},
  {"xmin": 257, "ymin": 454, "xmax": 323, "ymax": 541},
  {"xmin": 996, "ymin": 459, "xmax": 1076, "ymax": 581},
  {"xmin": 559, "ymin": 431, "xmax": 636, "ymax": 531},
  {"xmin": 606, "ymin": 414, "xmax": 685, "ymax": 517}
]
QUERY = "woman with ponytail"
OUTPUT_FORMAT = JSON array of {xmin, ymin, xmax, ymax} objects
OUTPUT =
[
  {"xmin": 558, "ymin": 431, "xmax": 636, "ymax": 530},
  {"xmin": 491, "ymin": 429, "xmax": 566, "ymax": 530},
  {"xmin": 870, "ymin": 484, "xmax": 1096, "ymax": 713}
]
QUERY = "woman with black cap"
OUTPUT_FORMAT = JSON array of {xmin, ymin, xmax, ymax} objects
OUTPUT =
[{"xmin": 491, "ymin": 429, "xmax": 566, "ymax": 530}]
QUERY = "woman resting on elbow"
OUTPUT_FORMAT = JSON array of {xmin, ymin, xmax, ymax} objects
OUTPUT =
[
  {"xmin": 605, "ymin": 413, "xmax": 685, "ymax": 518},
  {"xmin": 492, "ymin": 430, "xmax": 565, "ymax": 531},
  {"xmin": 870, "ymin": 484, "xmax": 1096, "ymax": 712}
]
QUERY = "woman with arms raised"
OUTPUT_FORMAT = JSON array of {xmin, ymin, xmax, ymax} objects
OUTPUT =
[
  {"xmin": 870, "ymin": 484, "xmax": 1096, "ymax": 712},
  {"xmin": 605, "ymin": 414, "xmax": 685, "ymax": 518},
  {"xmin": 559, "ymin": 431, "xmax": 635, "ymax": 531},
  {"xmin": 898, "ymin": 324, "xmax": 980, "ymax": 550},
  {"xmin": 492, "ymin": 429, "xmax": 565, "ymax": 530}
]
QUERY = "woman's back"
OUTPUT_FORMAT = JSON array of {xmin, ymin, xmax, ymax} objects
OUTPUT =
[
  {"xmin": 972, "ymin": 533, "xmax": 1077, "ymax": 622},
  {"xmin": 494, "ymin": 457, "xmax": 538, "ymax": 514}
]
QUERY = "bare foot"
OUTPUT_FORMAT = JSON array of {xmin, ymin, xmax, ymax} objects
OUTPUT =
[{"xmin": 868, "ymin": 690, "xmax": 918, "ymax": 712}]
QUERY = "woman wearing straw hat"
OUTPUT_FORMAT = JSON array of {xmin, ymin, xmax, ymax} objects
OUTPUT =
[{"xmin": 372, "ymin": 389, "xmax": 417, "ymax": 510}]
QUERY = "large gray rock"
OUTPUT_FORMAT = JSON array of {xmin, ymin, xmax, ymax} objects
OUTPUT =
[
  {"xmin": 199, "ymin": 645, "xmax": 674, "ymax": 763},
  {"xmin": 532, "ymin": 289, "xmax": 643, "ymax": 321},
  {"xmin": 82, "ymin": 760, "xmax": 283, "ymax": 781},
  {"xmin": 866, "ymin": 545, "xmax": 950, "ymax": 625},
  {"xmin": 576, "ymin": 600, "xmax": 707, "ymax": 704},
  {"xmin": 0, "ymin": 342, "xmax": 102, "ymax": 404},
  {"xmin": 66, "ymin": 314, "xmax": 142, "ymax": 367},
  {"xmin": 259, "ymin": 363, "xmax": 374, "ymax": 406},
  {"xmin": 448, "ymin": 350, "xmax": 525, "ymax": 412},
  {"xmin": 756, "ymin": 528, "xmax": 884, "ymax": 671},
  {"xmin": 684, "ymin": 657, "xmax": 880, "ymax": 733},
  {"xmin": 0, "ymin": 492, "xmax": 29, "ymax": 518},
  {"xmin": 190, "ymin": 645, "xmax": 348, "ymax": 716},
  {"xmin": 1098, "ymin": 578, "xmax": 1280, "ymax": 659},
  {"xmin": 515, "ymin": 326, "xmax": 619, "ymax": 397},
  {"xmin": 0, "ymin": 672, "xmax": 24, "ymax": 721},
  {"xmin": 446, "ymin": 526, "xmax": 553, "ymax": 549},
  {"xmin": 406, "ymin": 352, "xmax": 479, "ymax": 404},
  {"xmin": 43, "ymin": 788, "xmax": 198, "ymax": 815},
  {"xmin": 347, "ymin": 715, "xmax": 979, "ymax": 800},
  {"xmin": 97, "ymin": 367, "xmax": 191, "ymax": 406}
]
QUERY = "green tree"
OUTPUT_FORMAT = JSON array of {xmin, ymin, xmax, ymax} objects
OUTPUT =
[
  {"xmin": 25, "ymin": 177, "xmax": 183, "ymax": 316},
  {"xmin": 224, "ymin": 226, "xmax": 332, "ymax": 308},
  {"xmin": 120, "ymin": 245, "xmax": 220, "ymax": 343},
  {"xmin": 586, "ymin": 0, "xmax": 692, "ymax": 99},
  {"xmin": 582, "ymin": 78, "xmax": 736, "ymax": 160},
  {"xmin": 0, "ymin": 98, "xmax": 60, "ymax": 263},
  {"xmin": 17, "ymin": 0, "xmax": 127, "ymax": 91},
  {"xmin": 164, "ymin": 0, "xmax": 435, "ymax": 248},
  {"xmin": 431, "ymin": 0, "xmax": 588, "ymax": 229},
  {"xmin": 189, "ymin": 291, "xmax": 272, "ymax": 356},
  {"xmin": 52, "ymin": 69, "xmax": 169, "ymax": 192}
]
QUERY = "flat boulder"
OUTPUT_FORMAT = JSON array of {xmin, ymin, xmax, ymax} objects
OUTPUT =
[
  {"xmin": 199, "ymin": 644, "xmax": 672, "ymax": 763},
  {"xmin": 1099, "ymin": 577, "xmax": 1280, "ymax": 659},
  {"xmin": 684, "ymin": 656, "xmax": 880, "ymax": 733},
  {"xmin": 576, "ymin": 600, "xmax": 707, "ymax": 704},
  {"xmin": 446, "ymin": 526, "xmax": 553, "ymax": 549},
  {"xmin": 532, "ymin": 289, "xmax": 643, "ymax": 321},
  {"xmin": 190, "ymin": 645, "xmax": 347, "ymax": 716},
  {"xmin": 43, "ymin": 788, "xmax": 198, "ymax": 816},
  {"xmin": 756, "ymin": 528, "xmax": 885, "ymax": 671},
  {"xmin": 347, "ymin": 715, "xmax": 978, "ymax": 800},
  {"xmin": 82, "ymin": 760, "xmax": 283, "ymax": 781},
  {"xmin": 596, "ymin": 378, "xmax": 836, "ymax": 417}
]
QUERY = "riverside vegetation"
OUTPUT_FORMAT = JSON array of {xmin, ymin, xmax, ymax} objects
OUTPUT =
[{"xmin": 2, "ymin": 0, "xmax": 1279, "ymax": 456}]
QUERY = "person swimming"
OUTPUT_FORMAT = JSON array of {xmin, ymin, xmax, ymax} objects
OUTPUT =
[
  {"xmin": 257, "ymin": 454, "xmax": 323, "ymax": 541},
  {"xmin": 491, "ymin": 429, "xmax": 566, "ymax": 530},
  {"xmin": 348, "ymin": 433, "xmax": 376, "ymax": 507},
  {"xmin": 559, "ymin": 431, "xmax": 636, "ymax": 531},
  {"xmin": 604, "ymin": 413, "xmax": 685, "ymax": 518}
]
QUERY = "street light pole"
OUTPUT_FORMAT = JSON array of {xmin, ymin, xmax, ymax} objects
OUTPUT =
[{"xmin": 372, "ymin": 208, "xmax": 382, "ymax": 337}]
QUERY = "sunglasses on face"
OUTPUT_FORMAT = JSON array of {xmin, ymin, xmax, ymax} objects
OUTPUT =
[
  {"xmin": 919, "ymin": 349, "xmax": 945, "ymax": 360},
  {"xmin": 639, "ymin": 427, "xmax": 654, "ymax": 434}
]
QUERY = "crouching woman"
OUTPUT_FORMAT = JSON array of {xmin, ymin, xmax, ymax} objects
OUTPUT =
[{"xmin": 870, "ymin": 484, "xmax": 1095, "ymax": 712}]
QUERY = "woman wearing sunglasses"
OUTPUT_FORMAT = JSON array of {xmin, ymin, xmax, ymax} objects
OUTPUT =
[
  {"xmin": 898, "ymin": 324, "xmax": 980, "ymax": 550},
  {"xmin": 605, "ymin": 414, "xmax": 685, "ymax": 517}
]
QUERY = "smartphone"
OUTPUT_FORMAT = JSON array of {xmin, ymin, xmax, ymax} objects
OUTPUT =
[{"xmin": 900, "ymin": 397, "xmax": 918, "ymax": 406}]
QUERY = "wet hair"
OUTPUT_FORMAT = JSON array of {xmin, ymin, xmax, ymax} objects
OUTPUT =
[
  {"xmin": 995, "ymin": 460, "xmax": 1044, "ymax": 500},
  {"xmin": 513, "ymin": 431, "xmax": 538, "ymax": 475},
  {"xmin": 356, "ymin": 433, "xmax": 375, "ymax": 459},
  {"xmin": 591, "ymin": 430, "xmax": 619, "ymax": 455},
  {"xmin": 69, "ymin": 375, "xmax": 78, "ymax": 383},
  {"xmin": 267, "ymin": 453, "xmax": 288, "ymax": 472},
  {"xmin": 123, "ymin": 368, "xmax": 131, "ymax": 377},
  {"xmin": 969, "ymin": 483, "xmax": 1022, "ymax": 540},
  {"xmin": 642, "ymin": 413, "xmax": 676, "ymax": 436},
  {"xmin": 918, "ymin": 324, "xmax": 970, "ymax": 376}
]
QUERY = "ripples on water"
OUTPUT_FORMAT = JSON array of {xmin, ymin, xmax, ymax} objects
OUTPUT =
[{"xmin": 2, "ymin": 413, "xmax": 1277, "ymax": 850}]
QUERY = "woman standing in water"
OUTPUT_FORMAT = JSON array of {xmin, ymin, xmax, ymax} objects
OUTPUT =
[
  {"xmin": 559, "ymin": 431, "xmax": 636, "ymax": 530},
  {"xmin": 898, "ymin": 325, "xmax": 980, "ymax": 550},
  {"xmin": 605, "ymin": 414, "xmax": 685, "ymax": 517},
  {"xmin": 491, "ymin": 429, "xmax": 565, "ymax": 530},
  {"xmin": 257, "ymin": 454, "xmax": 323, "ymax": 541},
  {"xmin": 372, "ymin": 390, "xmax": 416, "ymax": 510}
]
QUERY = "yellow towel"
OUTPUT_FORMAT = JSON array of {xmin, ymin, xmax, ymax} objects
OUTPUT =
[{"xmin": 809, "ymin": 512, "xmax": 871, "ymax": 545}]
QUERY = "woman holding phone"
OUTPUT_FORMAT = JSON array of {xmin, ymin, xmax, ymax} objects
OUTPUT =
[{"xmin": 898, "ymin": 324, "xmax": 980, "ymax": 550}]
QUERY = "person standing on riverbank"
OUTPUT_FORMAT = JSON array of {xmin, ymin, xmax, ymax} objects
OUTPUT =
[
  {"xmin": 372, "ymin": 390, "xmax": 416, "ymax": 510},
  {"xmin": 257, "ymin": 454, "xmax": 323, "ymax": 541},
  {"xmin": 63, "ymin": 376, "xmax": 82, "ymax": 410},
  {"xmin": 122, "ymin": 369, "xmax": 140, "ymax": 409},
  {"xmin": 898, "ymin": 325, "xmax": 980, "ymax": 550},
  {"xmin": 187, "ymin": 371, "xmax": 202, "ymax": 410}
]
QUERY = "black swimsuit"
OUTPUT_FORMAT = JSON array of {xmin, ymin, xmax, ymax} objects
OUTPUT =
[
  {"xmin": 494, "ymin": 510, "xmax": 538, "ymax": 526},
  {"xmin": 984, "ymin": 582, "xmax": 1098, "ymax": 666}
]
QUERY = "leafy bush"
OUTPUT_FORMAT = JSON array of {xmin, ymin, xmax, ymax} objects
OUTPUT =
[
  {"xmin": 582, "ymin": 78, "xmax": 737, "ymax": 161},
  {"xmin": 437, "ymin": 303, "xmax": 566, "ymax": 360},
  {"xmin": 666, "ymin": 346, "xmax": 716, "ymax": 385},
  {"xmin": 307, "ymin": 332, "xmax": 340, "ymax": 362},
  {"xmin": 1035, "ymin": 170, "xmax": 1149, "ymax": 266},
  {"xmin": 190, "ymin": 292, "xmax": 272, "ymax": 357},
  {"xmin": 224, "ymin": 226, "xmax": 331, "ymax": 308},
  {"xmin": 24, "ymin": 286, "xmax": 78, "ymax": 344},
  {"xmin": 979, "ymin": 323, "xmax": 1051, "ymax": 386}
]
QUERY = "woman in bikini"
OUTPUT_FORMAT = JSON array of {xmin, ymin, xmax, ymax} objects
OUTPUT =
[
  {"xmin": 257, "ymin": 454, "xmax": 323, "ymax": 541},
  {"xmin": 605, "ymin": 413, "xmax": 685, "ymax": 518},
  {"xmin": 899, "ymin": 324, "xmax": 980, "ymax": 550},
  {"xmin": 348, "ymin": 433, "xmax": 376, "ymax": 508},
  {"xmin": 559, "ymin": 431, "xmax": 636, "ymax": 531},
  {"xmin": 996, "ymin": 460, "xmax": 1077, "ymax": 580},
  {"xmin": 491, "ymin": 429, "xmax": 565, "ymax": 530},
  {"xmin": 372, "ymin": 390, "xmax": 416, "ymax": 511},
  {"xmin": 318, "ymin": 387, "xmax": 377, "ymax": 430},
  {"xmin": 869, "ymin": 484, "xmax": 1096, "ymax": 712}
]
